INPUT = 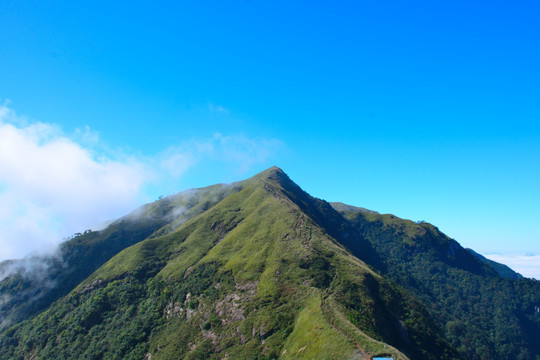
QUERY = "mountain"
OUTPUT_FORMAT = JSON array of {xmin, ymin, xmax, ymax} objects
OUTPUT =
[
  {"xmin": 0, "ymin": 182, "xmax": 241, "ymax": 330},
  {"xmin": 0, "ymin": 167, "xmax": 538, "ymax": 360},
  {"xmin": 336, "ymin": 206, "xmax": 540, "ymax": 360},
  {"xmin": 465, "ymin": 248, "xmax": 523, "ymax": 279}
]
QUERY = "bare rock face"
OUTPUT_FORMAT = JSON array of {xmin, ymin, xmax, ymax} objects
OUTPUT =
[
  {"xmin": 215, "ymin": 293, "xmax": 244, "ymax": 324},
  {"xmin": 164, "ymin": 301, "xmax": 183, "ymax": 319},
  {"xmin": 213, "ymin": 281, "xmax": 259, "ymax": 326}
]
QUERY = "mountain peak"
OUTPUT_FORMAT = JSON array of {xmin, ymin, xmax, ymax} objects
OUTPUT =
[
  {"xmin": 252, "ymin": 165, "xmax": 285, "ymax": 180},
  {"xmin": 248, "ymin": 166, "xmax": 295, "ymax": 193},
  {"xmin": 1, "ymin": 167, "xmax": 539, "ymax": 360}
]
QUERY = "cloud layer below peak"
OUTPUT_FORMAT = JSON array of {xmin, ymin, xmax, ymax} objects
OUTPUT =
[{"xmin": 484, "ymin": 253, "xmax": 540, "ymax": 280}]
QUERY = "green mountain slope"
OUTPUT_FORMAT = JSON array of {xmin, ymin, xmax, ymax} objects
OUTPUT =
[
  {"xmin": 336, "ymin": 206, "xmax": 540, "ymax": 360},
  {"xmin": 0, "ymin": 182, "xmax": 242, "ymax": 329},
  {"xmin": 0, "ymin": 167, "xmax": 459, "ymax": 360},
  {"xmin": 465, "ymin": 248, "xmax": 523, "ymax": 279}
]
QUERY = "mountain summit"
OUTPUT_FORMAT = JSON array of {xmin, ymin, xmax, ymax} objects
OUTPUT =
[{"xmin": 0, "ymin": 167, "xmax": 538, "ymax": 360}]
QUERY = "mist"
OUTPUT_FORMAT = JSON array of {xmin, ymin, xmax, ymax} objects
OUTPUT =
[{"xmin": 0, "ymin": 104, "xmax": 282, "ymax": 263}]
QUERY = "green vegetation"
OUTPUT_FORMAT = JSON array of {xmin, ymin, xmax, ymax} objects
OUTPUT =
[
  {"xmin": 281, "ymin": 294, "xmax": 359, "ymax": 359},
  {"xmin": 340, "ymin": 208, "xmax": 540, "ymax": 360},
  {"xmin": 0, "ymin": 182, "xmax": 243, "ymax": 329},
  {"xmin": 0, "ymin": 166, "xmax": 537, "ymax": 359},
  {"xmin": 465, "ymin": 248, "xmax": 523, "ymax": 279}
]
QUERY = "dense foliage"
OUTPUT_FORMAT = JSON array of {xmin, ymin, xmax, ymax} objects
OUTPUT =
[
  {"xmin": 0, "ymin": 167, "xmax": 535, "ymax": 359},
  {"xmin": 0, "ymin": 168, "xmax": 462, "ymax": 359},
  {"xmin": 0, "ymin": 183, "xmax": 239, "ymax": 329},
  {"xmin": 341, "ymin": 209, "xmax": 540, "ymax": 360}
]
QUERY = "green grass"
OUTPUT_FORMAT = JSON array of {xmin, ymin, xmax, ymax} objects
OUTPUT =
[
  {"xmin": 321, "ymin": 295, "xmax": 408, "ymax": 360},
  {"xmin": 281, "ymin": 294, "xmax": 360, "ymax": 360},
  {"xmin": 0, "ymin": 167, "xmax": 467, "ymax": 360}
]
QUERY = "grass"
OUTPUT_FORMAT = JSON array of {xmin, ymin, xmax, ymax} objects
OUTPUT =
[
  {"xmin": 281, "ymin": 293, "xmax": 360, "ymax": 360},
  {"xmin": 0, "ymin": 167, "xmax": 464, "ymax": 360},
  {"xmin": 321, "ymin": 295, "xmax": 409, "ymax": 360}
]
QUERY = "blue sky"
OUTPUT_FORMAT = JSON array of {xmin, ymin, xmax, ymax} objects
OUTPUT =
[{"xmin": 1, "ymin": 1, "xmax": 539, "ymax": 277}]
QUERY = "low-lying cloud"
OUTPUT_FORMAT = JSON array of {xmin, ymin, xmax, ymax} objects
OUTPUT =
[
  {"xmin": 0, "ymin": 105, "xmax": 147, "ymax": 260},
  {"xmin": 484, "ymin": 253, "xmax": 540, "ymax": 280},
  {"xmin": 0, "ymin": 103, "xmax": 283, "ymax": 262}
]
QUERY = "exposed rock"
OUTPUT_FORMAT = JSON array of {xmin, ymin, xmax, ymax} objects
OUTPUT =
[
  {"xmin": 235, "ymin": 280, "xmax": 258, "ymax": 299},
  {"xmin": 183, "ymin": 266, "xmax": 193, "ymax": 279},
  {"xmin": 215, "ymin": 293, "xmax": 244, "ymax": 324},
  {"xmin": 202, "ymin": 329, "xmax": 218, "ymax": 343},
  {"xmin": 235, "ymin": 280, "xmax": 259, "ymax": 291},
  {"xmin": 164, "ymin": 302, "xmax": 183, "ymax": 319},
  {"xmin": 186, "ymin": 308, "xmax": 195, "ymax": 321},
  {"xmin": 259, "ymin": 323, "xmax": 269, "ymax": 339},
  {"xmin": 78, "ymin": 279, "xmax": 103, "ymax": 294},
  {"xmin": 237, "ymin": 326, "xmax": 247, "ymax": 344}
]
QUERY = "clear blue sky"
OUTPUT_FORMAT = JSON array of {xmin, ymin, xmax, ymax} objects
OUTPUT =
[{"xmin": 1, "ymin": 1, "xmax": 539, "ymax": 276}]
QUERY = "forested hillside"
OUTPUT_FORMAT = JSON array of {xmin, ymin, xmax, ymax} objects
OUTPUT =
[
  {"xmin": 337, "ymin": 208, "xmax": 540, "ymax": 360},
  {"xmin": 0, "ymin": 168, "xmax": 459, "ymax": 360},
  {"xmin": 0, "ymin": 167, "xmax": 537, "ymax": 359}
]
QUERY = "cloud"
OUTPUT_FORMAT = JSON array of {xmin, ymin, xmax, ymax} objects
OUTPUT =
[
  {"xmin": 208, "ymin": 102, "xmax": 229, "ymax": 114},
  {"xmin": 0, "ymin": 105, "xmax": 148, "ymax": 260},
  {"xmin": 0, "ymin": 103, "xmax": 284, "ymax": 261},
  {"xmin": 484, "ymin": 253, "xmax": 540, "ymax": 280},
  {"xmin": 73, "ymin": 125, "xmax": 100, "ymax": 145},
  {"xmin": 160, "ymin": 133, "xmax": 284, "ymax": 177}
]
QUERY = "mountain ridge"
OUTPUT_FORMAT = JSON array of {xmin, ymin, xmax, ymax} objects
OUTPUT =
[
  {"xmin": 0, "ymin": 179, "xmax": 247, "ymax": 329},
  {"xmin": 336, "ymin": 204, "xmax": 540, "ymax": 359},
  {"xmin": 0, "ymin": 166, "xmax": 538, "ymax": 360}
]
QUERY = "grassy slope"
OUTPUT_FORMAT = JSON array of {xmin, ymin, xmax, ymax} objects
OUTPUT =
[
  {"xmin": 0, "ymin": 182, "xmax": 242, "ymax": 330},
  {"xmin": 80, "ymin": 168, "xmax": 367, "ymax": 359},
  {"xmin": 0, "ymin": 167, "xmax": 460, "ymax": 360}
]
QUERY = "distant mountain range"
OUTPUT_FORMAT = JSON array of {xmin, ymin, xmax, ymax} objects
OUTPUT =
[{"xmin": 0, "ymin": 167, "xmax": 538, "ymax": 359}]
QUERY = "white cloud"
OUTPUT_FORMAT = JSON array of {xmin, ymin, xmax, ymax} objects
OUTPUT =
[
  {"xmin": 0, "ymin": 104, "xmax": 284, "ymax": 261},
  {"xmin": 73, "ymin": 124, "xmax": 100, "ymax": 145},
  {"xmin": 0, "ymin": 105, "xmax": 148, "ymax": 260},
  {"xmin": 159, "ymin": 133, "xmax": 284, "ymax": 177},
  {"xmin": 208, "ymin": 102, "xmax": 229, "ymax": 114},
  {"xmin": 484, "ymin": 253, "xmax": 540, "ymax": 280}
]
